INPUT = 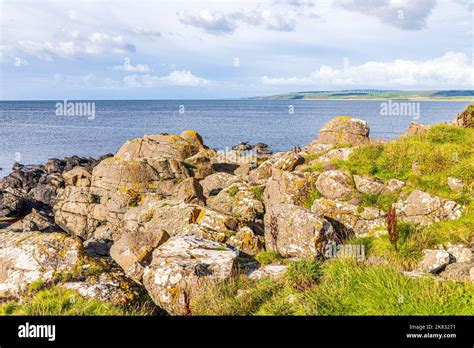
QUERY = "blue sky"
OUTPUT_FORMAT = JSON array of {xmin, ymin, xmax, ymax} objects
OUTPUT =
[{"xmin": 0, "ymin": 0, "xmax": 473, "ymax": 99}]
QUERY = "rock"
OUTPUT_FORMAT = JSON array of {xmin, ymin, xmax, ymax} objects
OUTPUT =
[
  {"xmin": 142, "ymin": 235, "xmax": 238, "ymax": 315},
  {"xmin": 63, "ymin": 166, "xmax": 92, "ymax": 187},
  {"xmin": 394, "ymin": 190, "xmax": 463, "ymax": 225},
  {"xmin": 263, "ymin": 168, "xmax": 319, "ymax": 210},
  {"xmin": 447, "ymin": 177, "xmax": 464, "ymax": 192},
  {"xmin": 227, "ymin": 226, "xmax": 264, "ymax": 256},
  {"xmin": 248, "ymin": 265, "xmax": 287, "ymax": 280},
  {"xmin": 311, "ymin": 198, "xmax": 385, "ymax": 237},
  {"xmin": 0, "ymin": 191, "xmax": 31, "ymax": 217},
  {"xmin": 264, "ymin": 203, "xmax": 334, "ymax": 258},
  {"xmin": 406, "ymin": 122, "xmax": 430, "ymax": 136},
  {"xmin": 452, "ymin": 104, "xmax": 473, "ymax": 128},
  {"xmin": 116, "ymin": 133, "xmax": 200, "ymax": 161},
  {"xmin": 232, "ymin": 142, "xmax": 253, "ymax": 152},
  {"xmin": 416, "ymin": 249, "xmax": 452, "ymax": 274},
  {"xmin": 83, "ymin": 238, "xmax": 113, "ymax": 257},
  {"xmin": 206, "ymin": 182, "xmax": 264, "ymax": 225},
  {"xmin": 353, "ymin": 175, "xmax": 385, "ymax": 195},
  {"xmin": 180, "ymin": 130, "xmax": 205, "ymax": 149},
  {"xmin": 383, "ymin": 179, "xmax": 405, "ymax": 194},
  {"xmin": 256, "ymin": 148, "xmax": 273, "ymax": 155},
  {"xmin": 234, "ymin": 163, "xmax": 254, "ymax": 176},
  {"xmin": 183, "ymin": 148, "xmax": 216, "ymax": 180},
  {"xmin": 200, "ymin": 172, "xmax": 237, "ymax": 197},
  {"xmin": 321, "ymin": 163, "xmax": 337, "ymax": 171},
  {"xmin": 248, "ymin": 152, "xmax": 304, "ymax": 183},
  {"xmin": 317, "ymin": 117, "xmax": 370, "ymax": 145},
  {"xmin": 304, "ymin": 142, "xmax": 334, "ymax": 155},
  {"xmin": 447, "ymin": 244, "xmax": 472, "ymax": 263},
  {"xmin": 318, "ymin": 147, "xmax": 354, "ymax": 162},
  {"xmin": 315, "ymin": 170, "xmax": 354, "ymax": 200},
  {"xmin": 174, "ymin": 178, "xmax": 206, "ymax": 205},
  {"xmin": 8, "ymin": 208, "xmax": 57, "ymax": 233},
  {"xmin": 253, "ymin": 142, "xmax": 269, "ymax": 149},
  {"xmin": 0, "ymin": 231, "xmax": 83, "ymax": 297},
  {"xmin": 440, "ymin": 262, "xmax": 474, "ymax": 282}
]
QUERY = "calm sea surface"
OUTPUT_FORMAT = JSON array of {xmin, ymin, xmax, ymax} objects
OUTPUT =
[{"xmin": 0, "ymin": 100, "xmax": 469, "ymax": 176}]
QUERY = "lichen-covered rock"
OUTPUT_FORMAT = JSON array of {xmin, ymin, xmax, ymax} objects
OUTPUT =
[
  {"xmin": 311, "ymin": 198, "xmax": 385, "ymax": 237},
  {"xmin": 447, "ymin": 177, "xmax": 464, "ymax": 192},
  {"xmin": 353, "ymin": 175, "xmax": 385, "ymax": 195},
  {"xmin": 317, "ymin": 117, "xmax": 370, "ymax": 145},
  {"xmin": 264, "ymin": 204, "xmax": 334, "ymax": 258},
  {"xmin": 183, "ymin": 148, "xmax": 216, "ymax": 180},
  {"xmin": 62, "ymin": 166, "xmax": 92, "ymax": 187},
  {"xmin": 416, "ymin": 249, "xmax": 452, "ymax": 274},
  {"xmin": 206, "ymin": 182, "xmax": 264, "ymax": 224},
  {"xmin": 248, "ymin": 265, "xmax": 287, "ymax": 280},
  {"xmin": 452, "ymin": 104, "xmax": 473, "ymax": 128},
  {"xmin": 0, "ymin": 231, "xmax": 83, "ymax": 297},
  {"xmin": 8, "ymin": 208, "xmax": 57, "ymax": 233},
  {"xmin": 227, "ymin": 226, "xmax": 264, "ymax": 256},
  {"xmin": 383, "ymin": 178, "xmax": 405, "ymax": 194},
  {"xmin": 315, "ymin": 170, "xmax": 354, "ymax": 200},
  {"xmin": 447, "ymin": 244, "xmax": 472, "ymax": 263},
  {"xmin": 200, "ymin": 172, "xmax": 238, "ymax": 197},
  {"xmin": 394, "ymin": 190, "xmax": 463, "ymax": 225},
  {"xmin": 318, "ymin": 147, "xmax": 354, "ymax": 162},
  {"xmin": 440, "ymin": 262, "xmax": 474, "ymax": 282},
  {"xmin": 142, "ymin": 235, "xmax": 237, "ymax": 315},
  {"xmin": 406, "ymin": 122, "xmax": 430, "ymax": 136},
  {"xmin": 248, "ymin": 152, "xmax": 304, "ymax": 183},
  {"xmin": 115, "ymin": 133, "xmax": 200, "ymax": 161},
  {"xmin": 263, "ymin": 168, "xmax": 318, "ymax": 210}
]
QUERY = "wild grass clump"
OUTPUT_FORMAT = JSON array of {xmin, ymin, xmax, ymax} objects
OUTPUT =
[
  {"xmin": 255, "ymin": 250, "xmax": 284, "ymax": 266},
  {"xmin": 191, "ymin": 259, "xmax": 474, "ymax": 316}
]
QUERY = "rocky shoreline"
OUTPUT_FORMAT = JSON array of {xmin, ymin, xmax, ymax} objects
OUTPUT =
[{"xmin": 0, "ymin": 105, "xmax": 473, "ymax": 315}]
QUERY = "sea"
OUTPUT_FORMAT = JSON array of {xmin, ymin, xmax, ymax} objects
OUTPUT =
[{"xmin": 0, "ymin": 99, "xmax": 470, "ymax": 176}]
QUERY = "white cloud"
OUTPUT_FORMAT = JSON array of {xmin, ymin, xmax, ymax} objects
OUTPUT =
[
  {"xmin": 261, "ymin": 52, "xmax": 474, "ymax": 88},
  {"xmin": 53, "ymin": 73, "xmax": 96, "ymax": 87},
  {"xmin": 123, "ymin": 70, "xmax": 212, "ymax": 88},
  {"xmin": 14, "ymin": 32, "xmax": 135, "ymax": 61},
  {"xmin": 177, "ymin": 7, "xmax": 296, "ymax": 34},
  {"xmin": 112, "ymin": 59, "xmax": 150, "ymax": 72},
  {"xmin": 130, "ymin": 26, "xmax": 162, "ymax": 37},
  {"xmin": 335, "ymin": 0, "xmax": 437, "ymax": 30}
]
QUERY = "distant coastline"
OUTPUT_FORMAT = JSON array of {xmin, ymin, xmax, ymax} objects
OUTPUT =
[{"xmin": 248, "ymin": 89, "xmax": 474, "ymax": 101}]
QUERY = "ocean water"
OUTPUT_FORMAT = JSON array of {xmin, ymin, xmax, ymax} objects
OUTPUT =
[{"xmin": 0, "ymin": 100, "xmax": 469, "ymax": 176}]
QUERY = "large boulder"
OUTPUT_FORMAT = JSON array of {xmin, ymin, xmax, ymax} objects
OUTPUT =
[
  {"xmin": 415, "ymin": 249, "xmax": 452, "ymax": 274},
  {"xmin": 315, "ymin": 170, "xmax": 354, "ymax": 200},
  {"xmin": 248, "ymin": 152, "xmax": 304, "ymax": 183},
  {"xmin": 440, "ymin": 262, "xmax": 474, "ymax": 282},
  {"xmin": 317, "ymin": 117, "xmax": 370, "ymax": 145},
  {"xmin": 263, "ymin": 168, "xmax": 319, "ymax": 210},
  {"xmin": 142, "ymin": 235, "xmax": 237, "ymax": 315},
  {"xmin": 200, "ymin": 172, "xmax": 238, "ymax": 197},
  {"xmin": 452, "ymin": 104, "xmax": 473, "ymax": 128},
  {"xmin": 311, "ymin": 198, "xmax": 385, "ymax": 237},
  {"xmin": 394, "ymin": 190, "xmax": 463, "ymax": 225},
  {"xmin": 0, "ymin": 231, "xmax": 83, "ymax": 297},
  {"xmin": 264, "ymin": 203, "xmax": 334, "ymax": 258},
  {"xmin": 8, "ymin": 208, "xmax": 57, "ymax": 233},
  {"xmin": 353, "ymin": 175, "xmax": 385, "ymax": 195}
]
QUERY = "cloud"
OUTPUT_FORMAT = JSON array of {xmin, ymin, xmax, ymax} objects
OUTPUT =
[
  {"xmin": 14, "ymin": 32, "xmax": 135, "ymax": 61},
  {"xmin": 53, "ymin": 73, "xmax": 96, "ymax": 87},
  {"xmin": 335, "ymin": 0, "xmax": 437, "ymax": 30},
  {"xmin": 130, "ymin": 26, "xmax": 162, "ymax": 37},
  {"xmin": 123, "ymin": 70, "xmax": 212, "ymax": 87},
  {"xmin": 176, "ymin": 7, "xmax": 296, "ymax": 34},
  {"xmin": 261, "ymin": 52, "xmax": 474, "ymax": 88},
  {"xmin": 274, "ymin": 0, "xmax": 315, "ymax": 7},
  {"xmin": 112, "ymin": 59, "xmax": 150, "ymax": 72}
]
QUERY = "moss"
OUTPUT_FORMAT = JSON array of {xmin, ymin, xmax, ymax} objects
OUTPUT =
[
  {"xmin": 250, "ymin": 186, "xmax": 265, "ymax": 201},
  {"xmin": 304, "ymin": 189, "xmax": 322, "ymax": 209},
  {"xmin": 255, "ymin": 251, "xmax": 283, "ymax": 266},
  {"xmin": 228, "ymin": 186, "xmax": 239, "ymax": 197}
]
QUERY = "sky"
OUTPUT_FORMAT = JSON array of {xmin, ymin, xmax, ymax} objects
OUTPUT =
[{"xmin": 0, "ymin": 0, "xmax": 473, "ymax": 99}]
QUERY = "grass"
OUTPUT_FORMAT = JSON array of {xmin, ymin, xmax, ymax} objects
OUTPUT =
[
  {"xmin": 255, "ymin": 251, "xmax": 284, "ymax": 266},
  {"xmin": 190, "ymin": 259, "xmax": 474, "ymax": 316},
  {"xmin": 250, "ymin": 186, "xmax": 265, "ymax": 201},
  {"xmin": 304, "ymin": 189, "xmax": 323, "ymax": 209},
  {"xmin": 0, "ymin": 287, "xmax": 156, "ymax": 316}
]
